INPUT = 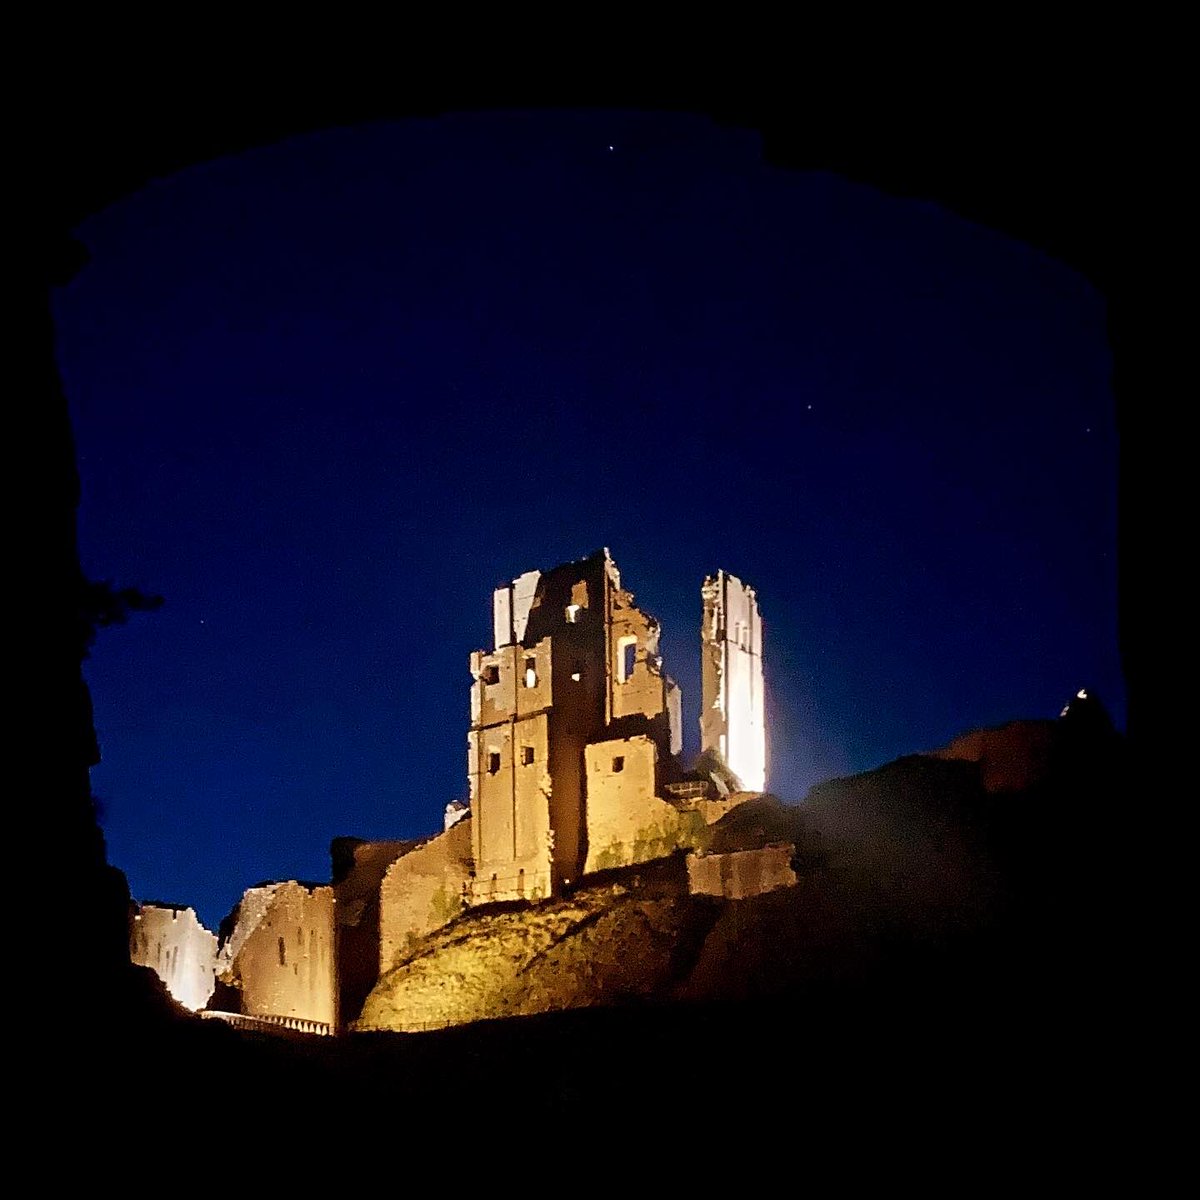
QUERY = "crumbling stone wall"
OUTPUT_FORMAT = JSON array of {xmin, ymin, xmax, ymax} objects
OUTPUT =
[
  {"xmin": 333, "ymin": 839, "xmax": 411, "ymax": 1028},
  {"xmin": 379, "ymin": 818, "xmax": 474, "ymax": 971},
  {"xmin": 676, "ymin": 794, "xmax": 752, "ymax": 826},
  {"xmin": 584, "ymin": 735, "xmax": 708, "ymax": 873},
  {"xmin": 470, "ymin": 552, "xmax": 612, "ymax": 901},
  {"xmin": 470, "ymin": 637, "xmax": 554, "ymax": 732},
  {"xmin": 469, "ymin": 709, "xmax": 555, "ymax": 902},
  {"xmin": 686, "ymin": 844, "xmax": 797, "ymax": 899},
  {"xmin": 468, "ymin": 551, "xmax": 766, "ymax": 902},
  {"xmin": 608, "ymin": 584, "xmax": 682, "ymax": 756},
  {"xmin": 701, "ymin": 570, "xmax": 766, "ymax": 792},
  {"xmin": 217, "ymin": 881, "xmax": 336, "ymax": 1028},
  {"xmin": 130, "ymin": 903, "xmax": 217, "ymax": 1011}
]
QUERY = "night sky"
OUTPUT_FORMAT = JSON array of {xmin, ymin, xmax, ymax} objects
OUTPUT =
[{"xmin": 53, "ymin": 110, "xmax": 1121, "ymax": 930}]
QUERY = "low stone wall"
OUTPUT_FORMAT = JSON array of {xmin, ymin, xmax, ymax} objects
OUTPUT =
[
  {"xmin": 689, "ymin": 794, "xmax": 751, "ymax": 825},
  {"xmin": 201, "ymin": 1010, "xmax": 332, "ymax": 1038},
  {"xmin": 378, "ymin": 818, "xmax": 474, "ymax": 972},
  {"xmin": 686, "ymin": 844, "xmax": 797, "ymax": 899}
]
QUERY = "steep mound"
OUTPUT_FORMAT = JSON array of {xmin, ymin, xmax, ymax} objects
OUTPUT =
[
  {"xmin": 357, "ymin": 862, "xmax": 721, "ymax": 1031},
  {"xmin": 357, "ymin": 746, "xmax": 1098, "ymax": 1034}
]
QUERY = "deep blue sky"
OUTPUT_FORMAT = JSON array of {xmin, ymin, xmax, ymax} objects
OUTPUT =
[{"xmin": 54, "ymin": 110, "xmax": 1121, "ymax": 930}]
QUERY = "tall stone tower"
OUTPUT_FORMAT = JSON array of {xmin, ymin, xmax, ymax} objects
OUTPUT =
[
  {"xmin": 467, "ymin": 549, "xmax": 682, "ymax": 904},
  {"xmin": 700, "ymin": 570, "xmax": 766, "ymax": 792}
]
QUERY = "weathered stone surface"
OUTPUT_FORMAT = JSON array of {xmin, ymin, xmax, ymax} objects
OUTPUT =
[
  {"xmin": 583, "ymin": 735, "xmax": 711, "ymax": 872},
  {"xmin": 608, "ymin": 578, "xmax": 681, "ymax": 755},
  {"xmin": 129, "ymin": 903, "xmax": 217, "ymax": 1011},
  {"xmin": 687, "ymin": 844, "xmax": 798, "ymax": 898},
  {"xmin": 469, "ymin": 549, "xmax": 696, "ymax": 903},
  {"xmin": 217, "ymin": 881, "xmax": 336, "ymax": 1027},
  {"xmin": 701, "ymin": 570, "xmax": 766, "ymax": 792},
  {"xmin": 379, "ymin": 818, "xmax": 474, "ymax": 972}
]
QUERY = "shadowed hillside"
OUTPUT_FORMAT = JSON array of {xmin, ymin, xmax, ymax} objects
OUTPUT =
[
  {"xmin": 357, "ymin": 701, "xmax": 1123, "ymax": 1034},
  {"xmin": 58, "ymin": 700, "xmax": 1124, "ymax": 1152}
]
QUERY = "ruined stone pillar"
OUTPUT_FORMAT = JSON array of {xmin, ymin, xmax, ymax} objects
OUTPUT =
[{"xmin": 700, "ymin": 571, "xmax": 766, "ymax": 792}]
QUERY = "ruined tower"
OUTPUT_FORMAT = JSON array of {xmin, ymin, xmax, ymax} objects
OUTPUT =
[
  {"xmin": 468, "ymin": 549, "xmax": 681, "ymax": 903},
  {"xmin": 700, "ymin": 570, "xmax": 766, "ymax": 792},
  {"xmin": 129, "ymin": 903, "xmax": 218, "ymax": 1012}
]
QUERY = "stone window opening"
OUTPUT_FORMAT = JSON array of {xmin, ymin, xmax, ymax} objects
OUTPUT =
[
  {"xmin": 482, "ymin": 664, "xmax": 500, "ymax": 685},
  {"xmin": 521, "ymin": 745, "xmax": 535, "ymax": 766},
  {"xmin": 518, "ymin": 868, "xmax": 525, "ymax": 895},
  {"xmin": 566, "ymin": 603, "xmax": 581, "ymax": 623},
  {"xmin": 612, "ymin": 755, "xmax": 625, "ymax": 773},
  {"xmin": 571, "ymin": 664, "xmax": 583, "ymax": 682},
  {"xmin": 524, "ymin": 657, "xmax": 537, "ymax": 688},
  {"xmin": 488, "ymin": 750, "xmax": 501, "ymax": 774},
  {"xmin": 278, "ymin": 937, "xmax": 287, "ymax": 967},
  {"xmin": 619, "ymin": 636, "xmax": 637, "ymax": 683}
]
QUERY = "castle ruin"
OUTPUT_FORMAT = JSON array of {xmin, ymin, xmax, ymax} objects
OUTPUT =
[
  {"xmin": 129, "ymin": 902, "xmax": 218, "ymax": 1013},
  {"xmin": 134, "ymin": 550, "xmax": 771, "ymax": 1031},
  {"xmin": 701, "ymin": 569, "xmax": 766, "ymax": 793}
]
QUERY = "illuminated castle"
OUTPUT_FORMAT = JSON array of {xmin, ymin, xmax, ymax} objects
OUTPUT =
[
  {"xmin": 468, "ymin": 550, "xmax": 763, "ymax": 902},
  {"xmin": 130, "ymin": 550, "xmax": 769, "ymax": 1031}
]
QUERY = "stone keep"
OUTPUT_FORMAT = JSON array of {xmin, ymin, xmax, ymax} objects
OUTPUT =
[{"xmin": 467, "ymin": 549, "xmax": 682, "ymax": 903}]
